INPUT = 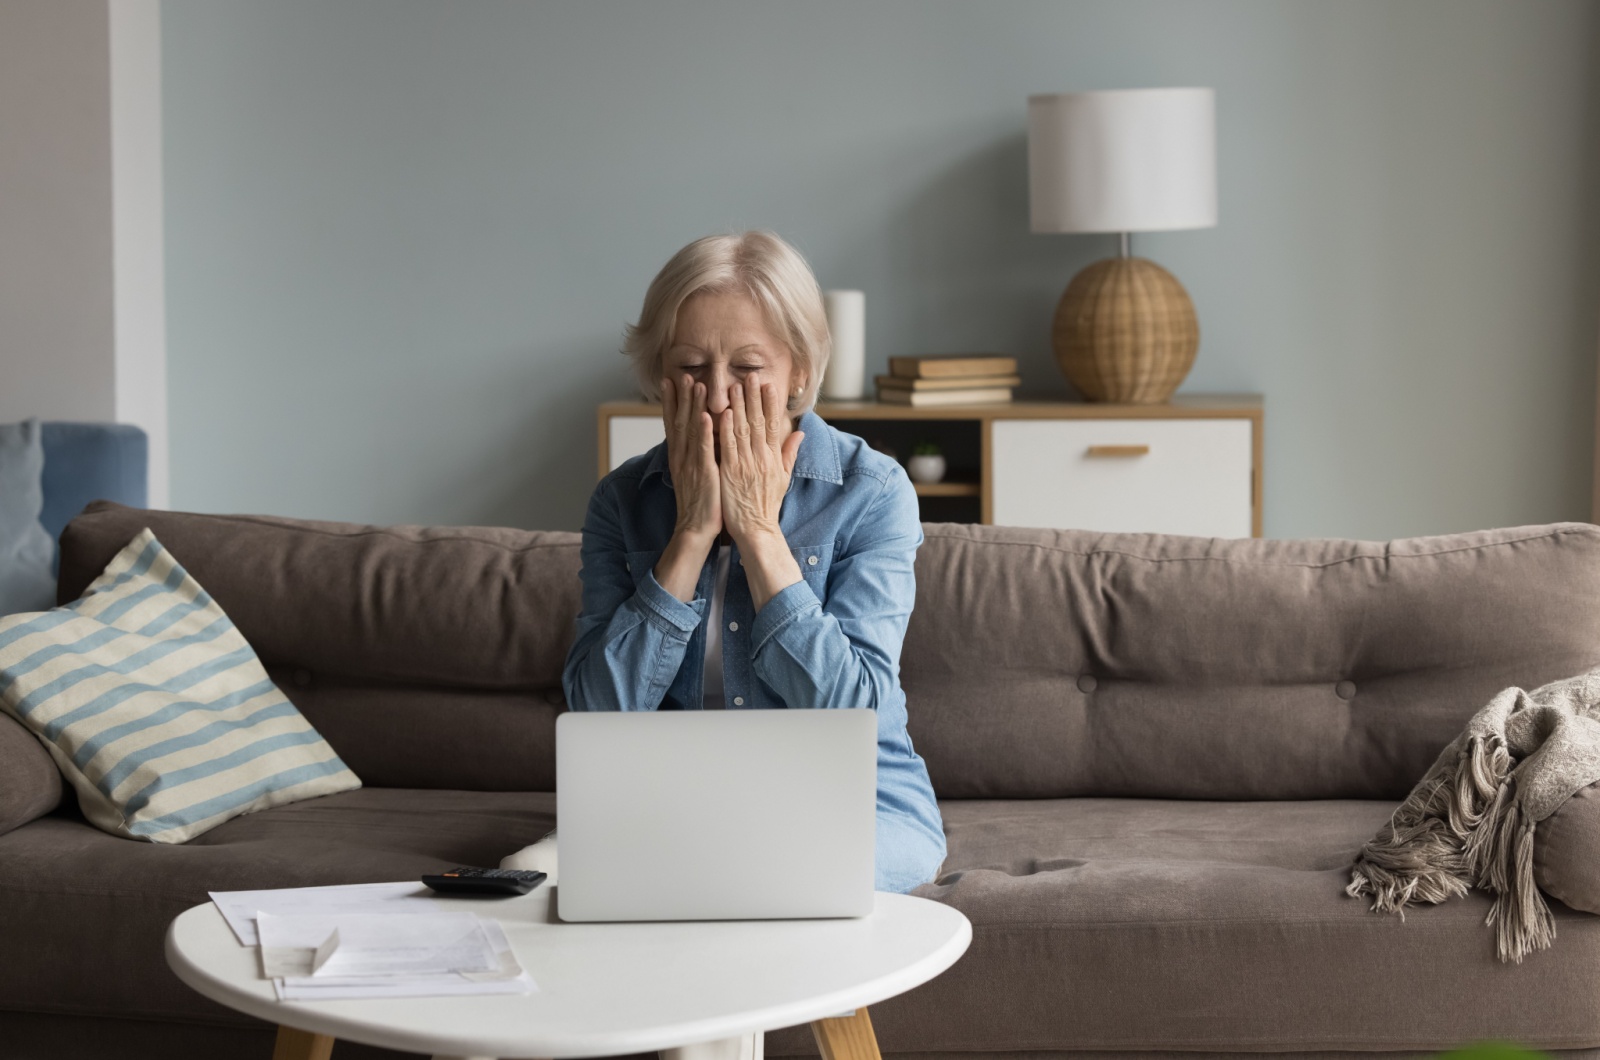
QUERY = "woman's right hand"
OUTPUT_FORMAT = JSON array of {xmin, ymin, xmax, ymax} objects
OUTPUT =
[
  {"xmin": 662, "ymin": 374, "xmax": 721, "ymax": 541},
  {"xmin": 654, "ymin": 375, "xmax": 720, "ymax": 602}
]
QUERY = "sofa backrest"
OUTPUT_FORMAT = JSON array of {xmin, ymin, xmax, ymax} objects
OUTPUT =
[
  {"xmin": 58, "ymin": 505, "xmax": 1600, "ymax": 800},
  {"xmin": 59, "ymin": 503, "xmax": 578, "ymax": 791},
  {"xmin": 905, "ymin": 522, "xmax": 1600, "ymax": 800}
]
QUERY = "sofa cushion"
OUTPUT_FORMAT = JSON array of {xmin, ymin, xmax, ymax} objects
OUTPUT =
[
  {"xmin": 0, "ymin": 709, "xmax": 60, "ymax": 836},
  {"xmin": 0, "ymin": 787, "xmax": 555, "ymax": 1024},
  {"xmin": 1537, "ymin": 779, "xmax": 1600, "ymax": 916},
  {"xmin": 902, "ymin": 523, "xmax": 1600, "ymax": 800},
  {"xmin": 58, "ymin": 503, "xmax": 580, "ymax": 790},
  {"xmin": 770, "ymin": 798, "xmax": 1600, "ymax": 1055}
]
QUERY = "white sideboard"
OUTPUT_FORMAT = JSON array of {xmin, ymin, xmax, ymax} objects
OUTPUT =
[
  {"xmin": 605, "ymin": 415, "xmax": 666, "ymax": 472},
  {"xmin": 597, "ymin": 395, "xmax": 1263, "ymax": 537},
  {"xmin": 989, "ymin": 418, "xmax": 1253, "ymax": 537}
]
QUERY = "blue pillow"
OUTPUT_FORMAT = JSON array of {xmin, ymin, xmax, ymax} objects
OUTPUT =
[{"xmin": 0, "ymin": 421, "xmax": 58, "ymax": 615}]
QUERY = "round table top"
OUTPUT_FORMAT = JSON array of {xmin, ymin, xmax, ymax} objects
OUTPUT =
[{"xmin": 165, "ymin": 886, "xmax": 971, "ymax": 1058}]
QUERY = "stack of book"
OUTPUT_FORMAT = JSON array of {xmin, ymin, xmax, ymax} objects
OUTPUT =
[{"xmin": 876, "ymin": 355, "xmax": 1019, "ymax": 407}]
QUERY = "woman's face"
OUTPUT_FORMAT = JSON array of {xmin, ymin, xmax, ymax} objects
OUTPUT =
[{"xmin": 662, "ymin": 291, "xmax": 804, "ymax": 435}]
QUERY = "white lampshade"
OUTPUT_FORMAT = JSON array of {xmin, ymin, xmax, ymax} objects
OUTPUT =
[{"xmin": 1028, "ymin": 88, "xmax": 1217, "ymax": 234}]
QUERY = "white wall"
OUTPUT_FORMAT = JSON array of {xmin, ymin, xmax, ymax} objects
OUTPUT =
[
  {"xmin": 0, "ymin": 0, "xmax": 116, "ymax": 424},
  {"xmin": 0, "ymin": 0, "xmax": 169, "ymax": 506},
  {"xmin": 159, "ymin": 0, "xmax": 1600, "ymax": 538},
  {"xmin": 110, "ymin": 0, "xmax": 169, "ymax": 507}
]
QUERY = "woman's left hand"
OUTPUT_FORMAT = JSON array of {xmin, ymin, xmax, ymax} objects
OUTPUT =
[
  {"xmin": 719, "ymin": 376, "xmax": 805, "ymax": 610},
  {"xmin": 719, "ymin": 375, "xmax": 803, "ymax": 542}
]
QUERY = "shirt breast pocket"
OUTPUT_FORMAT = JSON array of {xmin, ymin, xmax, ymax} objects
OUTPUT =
[
  {"xmin": 624, "ymin": 549, "xmax": 663, "ymax": 589},
  {"xmin": 791, "ymin": 542, "xmax": 835, "ymax": 603}
]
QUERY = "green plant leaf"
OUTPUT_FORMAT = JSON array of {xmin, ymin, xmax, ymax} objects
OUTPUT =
[{"xmin": 1437, "ymin": 1043, "xmax": 1552, "ymax": 1060}]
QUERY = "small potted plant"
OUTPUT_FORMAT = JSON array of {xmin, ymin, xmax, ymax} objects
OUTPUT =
[{"xmin": 907, "ymin": 441, "xmax": 946, "ymax": 485}]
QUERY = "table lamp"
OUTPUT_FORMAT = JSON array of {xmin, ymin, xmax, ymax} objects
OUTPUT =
[{"xmin": 1028, "ymin": 87, "xmax": 1217, "ymax": 404}]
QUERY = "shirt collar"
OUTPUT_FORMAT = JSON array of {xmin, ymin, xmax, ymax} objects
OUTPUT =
[
  {"xmin": 641, "ymin": 409, "xmax": 842, "ymax": 488},
  {"xmin": 788, "ymin": 410, "xmax": 842, "ymax": 485}
]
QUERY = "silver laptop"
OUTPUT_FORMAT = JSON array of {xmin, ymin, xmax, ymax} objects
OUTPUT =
[{"xmin": 555, "ymin": 709, "xmax": 877, "ymax": 922}]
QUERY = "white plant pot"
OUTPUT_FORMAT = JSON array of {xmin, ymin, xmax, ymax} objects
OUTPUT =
[{"xmin": 907, "ymin": 454, "xmax": 946, "ymax": 484}]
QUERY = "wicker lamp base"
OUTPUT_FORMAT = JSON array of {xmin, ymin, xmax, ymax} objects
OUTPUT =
[{"xmin": 1051, "ymin": 256, "xmax": 1199, "ymax": 404}]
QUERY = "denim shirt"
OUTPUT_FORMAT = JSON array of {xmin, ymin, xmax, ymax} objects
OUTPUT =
[{"xmin": 563, "ymin": 411, "xmax": 944, "ymax": 833}]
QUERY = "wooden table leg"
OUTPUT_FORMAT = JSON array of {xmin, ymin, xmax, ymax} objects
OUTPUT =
[
  {"xmin": 810, "ymin": 1008, "xmax": 882, "ymax": 1060},
  {"xmin": 272, "ymin": 1025, "xmax": 335, "ymax": 1060}
]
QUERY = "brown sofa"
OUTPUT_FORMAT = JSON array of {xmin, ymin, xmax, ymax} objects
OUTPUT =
[{"xmin": 5, "ymin": 501, "xmax": 1600, "ymax": 1060}]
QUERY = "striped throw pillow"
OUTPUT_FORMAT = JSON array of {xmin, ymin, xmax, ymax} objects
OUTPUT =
[{"xmin": 0, "ymin": 528, "xmax": 359, "ymax": 843}]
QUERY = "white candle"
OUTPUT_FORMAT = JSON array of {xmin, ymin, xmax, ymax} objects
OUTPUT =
[{"xmin": 822, "ymin": 290, "xmax": 866, "ymax": 401}]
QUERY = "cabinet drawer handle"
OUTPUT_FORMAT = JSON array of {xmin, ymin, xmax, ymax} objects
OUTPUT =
[{"xmin": 1085, "ymin": 444, "xmax": 1150, "ymax": 458}]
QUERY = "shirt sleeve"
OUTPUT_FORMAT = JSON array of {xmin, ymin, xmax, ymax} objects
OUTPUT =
[
  {"xmin": 562, "ymin": 479, "xmax": 704, "ymax": 711},
  {"xmin": 749, "ymin": 469, "xmax": 922, "ymax": 711}
]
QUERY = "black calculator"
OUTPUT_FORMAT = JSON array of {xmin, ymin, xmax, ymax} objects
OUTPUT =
[{"xmin": 421, "ymin": 866, "xmax": 548, "ymax": 897}]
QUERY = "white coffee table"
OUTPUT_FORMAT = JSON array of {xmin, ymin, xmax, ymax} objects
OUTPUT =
[{"xmin": 165, "ymin": 885, "xmax": 971, "ymax": 1060}]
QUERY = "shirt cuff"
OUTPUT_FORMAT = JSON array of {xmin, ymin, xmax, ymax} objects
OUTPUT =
[
  {"xmin": 635, "ymin": 568, "xmax": 705, "ymax": 635},
  {"xmin": 751, "ymin": 579, "xmax": 822, "ymax": 654}
]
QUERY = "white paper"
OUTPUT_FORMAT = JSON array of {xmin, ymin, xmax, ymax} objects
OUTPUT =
[
  {"xmin": 313, "ymin": 914, "xmax": 499, "ymax": 978},
  {"xmin": 310, "ymin": 929, "xmax": 342, "ymax": 974},
  {"xmin": 210, "ymin": 882, "xmax": 439, "ymax": 945},
  {"xmin": 273, "ymin": 972, "xmax": 536, "ymax": 1001},
  {"xmin": 272, "ymin": 919, "xmax": 537, "ymax": 1000},
  {"xmin": 257, "ymin": 912, "xmax": 501, "ymax": 979}
]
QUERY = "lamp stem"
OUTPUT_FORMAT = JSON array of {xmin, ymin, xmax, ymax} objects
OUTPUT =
[{"xmin": 1119, "ymin": 232, "xmax": 1131, "ymax": 259}]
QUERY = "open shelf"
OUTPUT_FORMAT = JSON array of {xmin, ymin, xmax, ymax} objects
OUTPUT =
[{"xmin": 912, "ymin": 481, "xmax": 980, "ymax": 498}]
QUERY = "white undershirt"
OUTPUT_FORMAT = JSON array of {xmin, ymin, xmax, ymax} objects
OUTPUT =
[{"xmin": 701, "ymin": 545, "xmax": 732, "ymax": 710}]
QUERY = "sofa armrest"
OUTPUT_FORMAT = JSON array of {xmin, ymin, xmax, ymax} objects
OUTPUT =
[{"xmin": 0, "ymin": 711, "xmax": 62, "ymax": 836}]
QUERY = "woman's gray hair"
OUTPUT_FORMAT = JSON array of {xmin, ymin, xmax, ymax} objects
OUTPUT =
[{"xmin": 623, "ymin": 231, "xmax": 831, "ymax": 414}]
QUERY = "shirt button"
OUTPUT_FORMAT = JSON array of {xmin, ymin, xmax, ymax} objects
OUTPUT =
[
  {"xmin": 733, "ymin": 696, "xmax": 745, "ymax": 706},
  {"xmin": 807, "ymin": 555, "xmax": 818, "ymax": 566},
  {"xmin": 728, "ymin": 621, "xmax": 738, "ymax": 632}
]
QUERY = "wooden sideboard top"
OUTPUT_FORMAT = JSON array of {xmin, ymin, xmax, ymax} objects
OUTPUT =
[{"xmin": 600, "ymin": 393, "xmax": 1263, "ymax": 422}]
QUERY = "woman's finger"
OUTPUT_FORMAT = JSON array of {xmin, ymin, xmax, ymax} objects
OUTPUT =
[
  {"xmin": 762, "ymin": 382, "xmax": 785, "ymax": 447},
  {"xmin": 745, "ymin": 375, "xmax": 766, "ymax": 441},
  {"xmin": 661, "ymin": 376, "xmax": 677, "ymax": 437},
  {"xmin": 729, "ymin": 379, "xmax": 753, "ymax": 463},
  {"xmin": 691, "ymin": 381, "xmax": 707, "ymax": 439},
  {"xmin": 698, "ymin": 409, "xmax": 717, "ymax": 463},
  {"xmin": 695, "ymin": 386, "xmax": 715, "ymax": 463},
  {"xmin": 782, "ymin": 430, "xmax": 804, "ymax": 476},
  {"xmin": 718, "ymin": 406, "xmax": 738, "ymax": 475},
  {"xmin": 675, "ymin": 375, "xmax": 693, "ymax": 436}
]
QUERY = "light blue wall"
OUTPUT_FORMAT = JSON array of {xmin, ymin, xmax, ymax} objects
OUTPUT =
[{"xmin": 163, "ymin": 0, "xmax": 1600, "ymax": 538}]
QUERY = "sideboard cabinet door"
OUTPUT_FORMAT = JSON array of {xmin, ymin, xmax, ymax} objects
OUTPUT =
[
  {"xmin": 990, "ymin": 418, "xmax": 1253, "ymax": 536},
  {"xmin": 607, "ymin": 416, "xmax": 666, "ymax": 472}
]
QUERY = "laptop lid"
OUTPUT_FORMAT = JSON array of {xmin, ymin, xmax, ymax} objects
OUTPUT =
[{"xmin": 555, "ymin": 709, "xmax": 877, "ymax": 922}]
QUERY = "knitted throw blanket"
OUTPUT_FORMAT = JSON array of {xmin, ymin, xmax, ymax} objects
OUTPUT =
[{"xmin": 1347, "ymin": 667, "xmax": 1600, "ymax": 963}]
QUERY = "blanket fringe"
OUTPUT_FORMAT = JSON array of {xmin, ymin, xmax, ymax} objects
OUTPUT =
[{"xmin": 1347, "ymin": 733, "xmax": 1554, "ymax": 962}]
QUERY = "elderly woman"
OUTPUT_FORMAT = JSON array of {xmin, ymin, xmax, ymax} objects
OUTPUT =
[{"xmin": 506, "ymin": 230, "xmax": 945, "ymax": 896}]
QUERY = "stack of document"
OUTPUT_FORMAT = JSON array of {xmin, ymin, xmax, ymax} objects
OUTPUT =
[{"xmin": 209, "ymin": 882, "xmax": 538, "ymax": 1000}]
